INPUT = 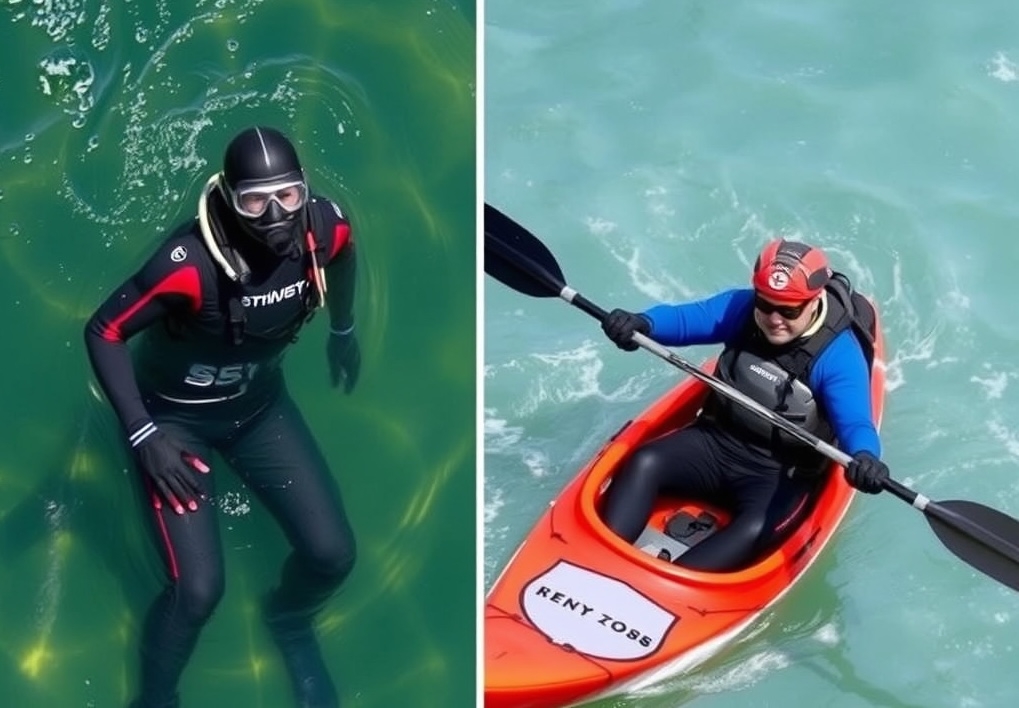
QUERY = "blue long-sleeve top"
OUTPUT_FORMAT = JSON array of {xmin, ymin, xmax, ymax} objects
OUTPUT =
[{"xmin": 642, "ymin": 288, "xmax": 881, "ymax": 458}]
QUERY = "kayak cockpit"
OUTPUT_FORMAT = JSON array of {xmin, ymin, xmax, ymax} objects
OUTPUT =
[{"xmin": 630, "ymin": 471, "xmax": 829, "ymax": 569}]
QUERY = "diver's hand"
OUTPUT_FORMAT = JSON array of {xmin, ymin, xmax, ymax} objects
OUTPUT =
[
  {"xmin": 602, "ymin": 309, "xmax": 651, "ymax": 351},
  {"xmin": 133, "ymin": 427, "xmax": 209, "ymax": 514},
  {"xmin": 327, "ymin": 328, "xmax": 361, "ymax": 393}
]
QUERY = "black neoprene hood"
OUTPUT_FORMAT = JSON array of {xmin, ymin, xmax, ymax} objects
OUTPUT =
[{"xmin": 222, "ymin": 126, "xmax": 303, "ymax": 188}]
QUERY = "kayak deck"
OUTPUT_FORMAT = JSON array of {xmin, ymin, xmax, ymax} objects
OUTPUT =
[
  {"xmin": 486, "ymin": 320, "xmax": 885, "ymax": 707},
  {"xmin": 485, "ymin": 448, "xmax": 854, "ymax": 707}
]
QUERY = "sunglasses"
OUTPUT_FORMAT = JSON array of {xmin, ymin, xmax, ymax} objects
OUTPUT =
[{"xmin": 754, "ymin": 294, "xmax": 810, "ymax": 320}]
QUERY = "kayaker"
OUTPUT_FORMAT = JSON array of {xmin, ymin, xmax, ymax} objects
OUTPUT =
[
  {"xmin": 599, "ymin": 238, "xmax": 890, "ymax": 572},
  {"xmin": 84, "ymin": 126, "xmax": 360, "ymax": 708}
]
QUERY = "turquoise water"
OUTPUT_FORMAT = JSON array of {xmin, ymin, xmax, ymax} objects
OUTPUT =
[
  {"xmin": 485, "ymin": 1, "xmax": 1019, "ymax": 706},
  {"xmin": 1, "ymin": 1, "xmax": 475, "ymax": 706}
]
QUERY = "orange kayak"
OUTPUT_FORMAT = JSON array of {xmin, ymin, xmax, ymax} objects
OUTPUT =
[{"xmin": 485, "ymin": 307, "xmax": 886, "ymax": 708}]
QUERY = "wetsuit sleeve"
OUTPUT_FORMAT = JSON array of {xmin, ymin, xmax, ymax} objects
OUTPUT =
[
  {"xmin": 318, "ymin": 199, "xmax": 356, "ymax": 331},
  {"xmin": 83, "ymin": 236, "xmax": 204, "ymax": 443},
  {"xmin": 641, "ymin": 289, "xmax": 755, "ymax": 346},
  {"xmin": 809, "ymin": 330, "xmax": 881, "ymax": 457}
]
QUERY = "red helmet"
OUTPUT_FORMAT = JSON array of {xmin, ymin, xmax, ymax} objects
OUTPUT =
[{"xmin": 752, "ymin": 239, "xmax": 831, "ymax": 303}]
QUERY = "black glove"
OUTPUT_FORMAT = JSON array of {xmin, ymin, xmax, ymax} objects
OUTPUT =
[
  {"xmin": 602, "ymin": 308, "xmax": 651, "ymax": 351},
  {"xmin": 845, "ymin": 451, "xmax": 889, "ymax": 494},
  {"xmin": 133, "ymin": 429, "xmax": 209, "ymax": 514},
  {"xmin": 327, "ymin": 329, "xmax": 361, "ymax": 393}
]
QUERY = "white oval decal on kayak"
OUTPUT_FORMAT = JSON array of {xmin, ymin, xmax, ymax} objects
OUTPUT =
[{"xmin": 521, "ymin": 560, "xmax": 677, "ymax": 661}]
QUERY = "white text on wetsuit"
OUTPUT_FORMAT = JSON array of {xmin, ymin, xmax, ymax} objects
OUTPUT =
[
  {"xmin": 242, "ymin": 279, "xmax": 308, "ymax": 308},
  {"xmin": 185, "ymin": 362, "xmax": 259, "ymax": 387}
]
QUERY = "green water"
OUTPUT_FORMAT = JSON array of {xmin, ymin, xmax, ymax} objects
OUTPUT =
[
  {"xmin": 1, "ymin": 1, "xmax": 475, "ymax": 706},
  {"xmin": 486, "ymin": 1, "xmax": 1019, "ymax": 706}
]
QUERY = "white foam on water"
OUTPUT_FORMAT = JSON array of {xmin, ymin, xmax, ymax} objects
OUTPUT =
[
  {"xmin": 484, "ymin": 405, "xmax": 551, "ymax": 481},
  {"xmin": 813, "ymin": 621, "xmax": 840, "ymax": 646},
  {"xmin": 23, "ymin": 0, "xmax": 86, "ymax": 42},
  {"xmin": 39, "ymin": 57, "xmax": 77, "ymax": 79},
  {"xmin": 583, "ymin": 196, "xmax": 699, "ymax": 303},
  {"xmin": 612, "ymin": 243, "xmax": 697, "ymax": 303},
  {"xmin": 527, "ymin": 342, "xmax": 600, "ymax": 374},
  {"xmin": 884, "ymin": 339, "xmax": 933, "ymax": 393},
  {"xmin": 970, "ymin": 366, "xmax": 1011, "ymax": 400},
  {"xmin": 484, "ymin": 486, "xmax": 505, "ymax": 524},
  {"xmin": 516, "ymin": 341, "xmax": 650, "ymax": 416},
  {"xmin": 881, "ymin": 255, "xmax": 946, "ymax": 394},
  {"xmin": 826, "ymin": 244, "xmax": 878, "ymax": 295},
  {"xmin": 677, "ymin": 650, "xmax": 791, "ymax": 694},
  {"xmin": 38, "ymin": 50, "xmax": 96, "ymax": 127},
  {"xmin": 944, "ymin": 287, "xmax": 971, "ymax": 309},
  {"xmin": 520, "ymin": 448, "xmax": 550, "ymax": 478},
  {"xmin": 641, "ymin": 184, "xmax": 679, "ymax": 220},
  {"xmin": 922, "ymin": 355, "xmax": 960, "ymax": 370},
  {"xmin": 483, "ymin": 486, "xmax": 516, "ymax": 585},
  {"xmin": 483, "ymin": 409, "xmax": 524, "ymax": 453},
  {"xmin": 584, "ymin": 215, "xmax": 617, "ymax": 236},
  {"xmin": 485, "ymin": 359, "xmax": 525, "ymax": 378},
  {"xmin": 92, "ymin": 2, "xmax": 112, "ymax": 51},
  {"xmin": 59, "ymin": 1, "xmax": 298, "ymax": 245},
  {"xmin": 988, "ymin": 52, "xmax": 1019, "ymax": 82},
  {"xmin": 216, "ymin": 490, "xmax": 251, "ymax": 517},
  {"xmin": 985, "ymin": 419, "xmax": 1019, "ymax": 461},
  {"xmin": 934, "ymin": 261, "xmax": 976, "ymax": 328}
]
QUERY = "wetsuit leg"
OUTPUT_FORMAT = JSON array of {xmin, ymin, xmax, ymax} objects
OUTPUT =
[
  {"xmin": 221, "ymin": 391, "xmax": 355, "ymax": 706},
  {"xmin": 600, "ymin": 425, "xmax": 727, "ymax": 543},
  {"xmin": 675, "ymin": 432, "xmax": 799, "ymax": 572},
  {"xmin": 222, "ymin": 391, "xmax": 355, "ymax": 619},
  {"xmin": 133, "ymin": 422, "xmax": 224, "ymax": 708},
  {"xmin": 676, "ymin": 461, "xmax": 782, "ymax": 571}
]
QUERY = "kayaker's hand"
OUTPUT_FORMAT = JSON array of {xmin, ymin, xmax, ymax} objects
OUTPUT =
[
  {"xmin": 602, "ymin": 309, "xmax": 651, "ymax": 351},
  {"xmin": 845, "ymin": 451, "xmax": 889, "ymax": 494}
]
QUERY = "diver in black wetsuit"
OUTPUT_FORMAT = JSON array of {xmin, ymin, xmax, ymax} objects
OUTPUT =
[{"xmin": 84, "ymin": 126, "xmax": 361, "ymax": 708}]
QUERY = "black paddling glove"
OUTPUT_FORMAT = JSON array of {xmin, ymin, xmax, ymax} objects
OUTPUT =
[
  {"xmin": 602, "ymin": 309, "xmax": 652, "ymax": 351},
  {"xmin": 845, "ymin": 451, "xmax": 889, "ymax": 494}
]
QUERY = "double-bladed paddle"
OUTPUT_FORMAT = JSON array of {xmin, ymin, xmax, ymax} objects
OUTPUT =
[{"xmin": 484, "ymin": 202, "xmax": 1019, "ymax": 593}]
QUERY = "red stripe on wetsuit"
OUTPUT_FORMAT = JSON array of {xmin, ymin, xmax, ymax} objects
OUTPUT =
[
  {"xmin": 100, "ymin": 266, "xmax": 203, "ymax": 342},
  {"xmin": 329, "ymin": 222, "xmax": 351, "ymax": 261}
]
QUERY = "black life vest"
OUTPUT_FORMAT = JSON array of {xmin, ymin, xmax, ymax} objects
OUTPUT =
[{"xmin": 702, "ymin": 273, "xmax": 876, "ymax": 470}]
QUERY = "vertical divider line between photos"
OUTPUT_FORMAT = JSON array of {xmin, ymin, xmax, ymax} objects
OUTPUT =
[{"xmin": 475, "ymin": 1, "xmax": 486, "ymax": 705}]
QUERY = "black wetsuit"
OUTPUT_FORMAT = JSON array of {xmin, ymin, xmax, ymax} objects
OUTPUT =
[{"xmin": 84, "ymin": 194, "xmax": 357, "ymax": 706}]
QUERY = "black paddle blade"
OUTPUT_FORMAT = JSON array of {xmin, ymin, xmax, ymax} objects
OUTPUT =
[
  {"xmin": 925, "ymin": 499, "xmax": 1019, "ymax": 592},
  {"xmin": 484, "ymin": 204, "xmax": 567, "ymax": 298}
]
